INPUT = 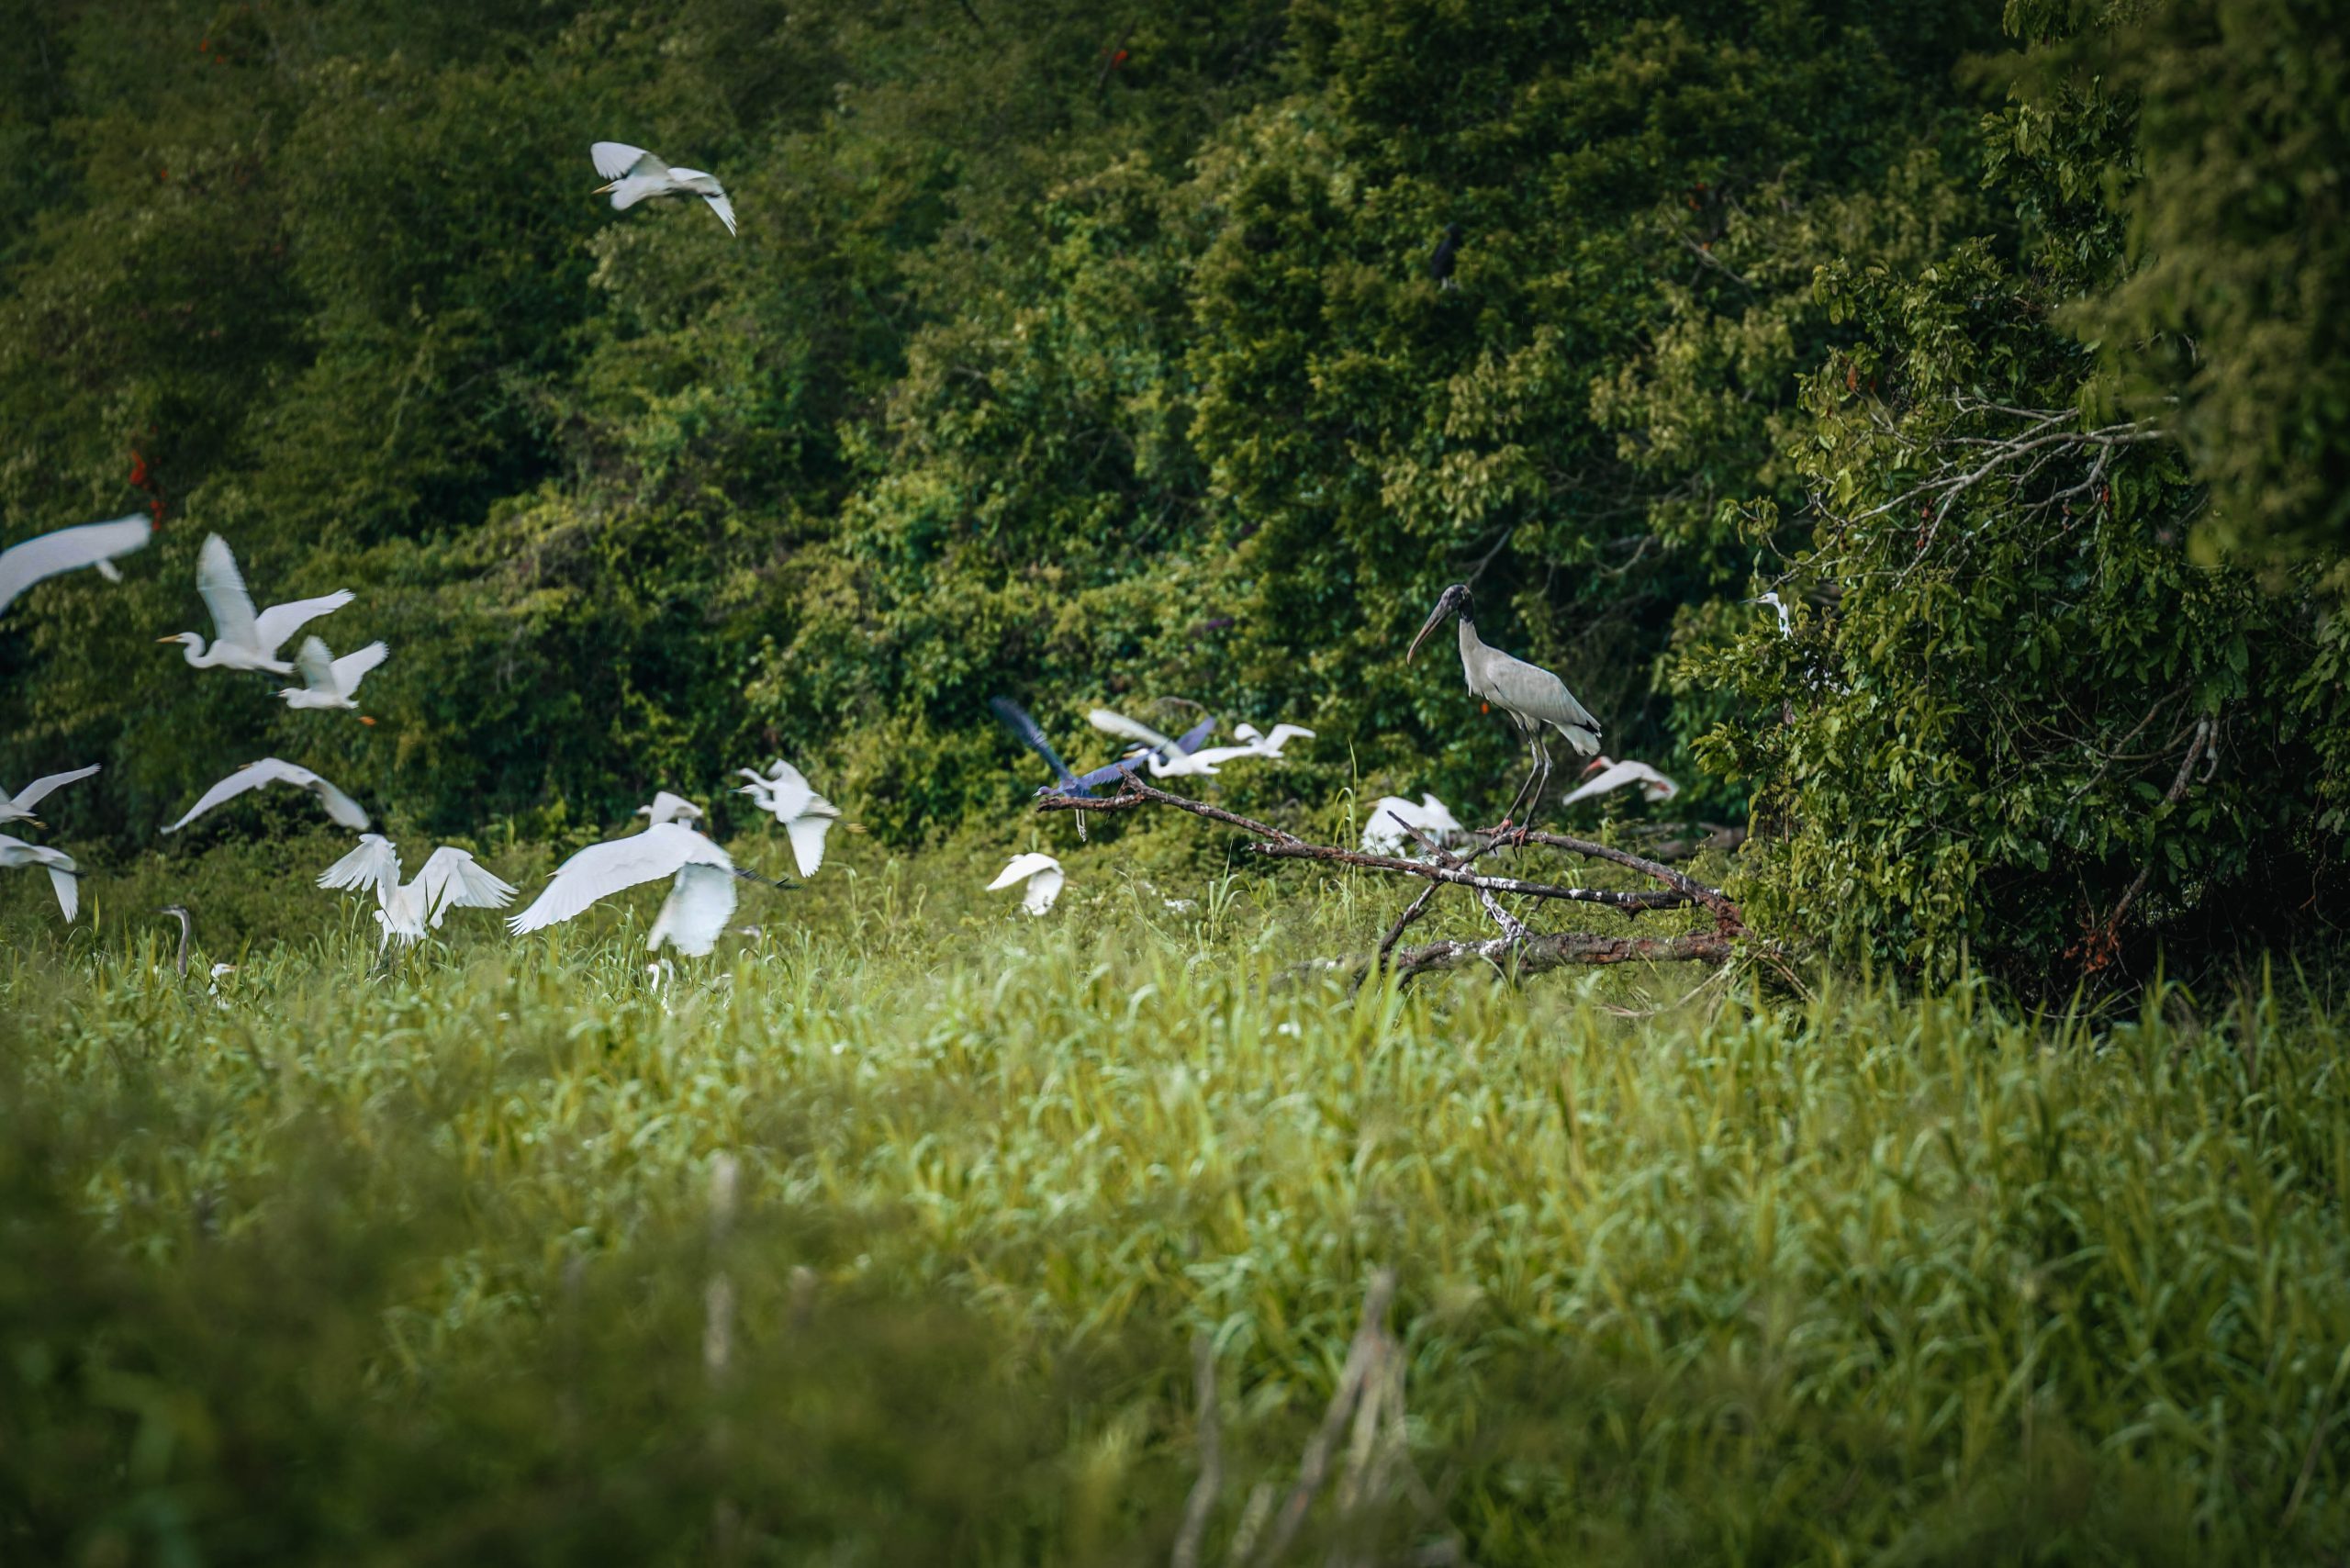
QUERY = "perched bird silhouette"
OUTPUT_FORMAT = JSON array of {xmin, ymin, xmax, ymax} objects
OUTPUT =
[{"xmin": 1428, "ymin": 224, "xmax": 1463, "ymax": 288}]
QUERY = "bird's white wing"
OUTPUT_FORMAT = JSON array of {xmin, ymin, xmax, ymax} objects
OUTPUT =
[
  {"xmin": 784, "ymin": 812, "xmax": 834, "ymax": 879},
  {"xmin": 0, "ymin": 515, "xmax": 151, "ymax": 615},
  {"xmin": 1417, "ymin": 793, "xmax": 1463, "ymax": 834},
  {"xmin": 330, "ymin": 640, "xmax": 388, "ymax": 698},
  {"xmin": 318, "ymin": 834, "xmax": 401, "ymax": 898},
  {"xmin": 1022, "ymin": 862, "xmax": 1064, "ymax": 915},
  {"xmin": 294, "ymin": 636, "xmax": 339, "ymax": 694},
  {"xmin": 1362, "ymin": 799, "xmax": 1415, "ymax": 855},
  {"xmin": 414, "ymin": 846, "xmax": 518, "ymax": 925},
  {"xmin": 988, "ymin": 852, "xmax": 1061, "ymax": 891},
  {"xmin": 1088, "ymin": 708, "xmax": 1181, "ymax": 757},
  {"xmin": 642, "ymin": 791, "xmax": 703, "ymax": 825},
  {"xmin": 252, "ymin": 589, "xmax": 355, "ymax": 657},
  {"xmin": 703, "ymin": 191, "xmax": 738, "ymax": 235},
  {"xmin": 1261, "ymin": 724, "xmax": 1315, "ymax": 753},
  {"xmin": 298, "ymin": 767, "xmax": 370, "ymax": 830},
  {"xmin": 163, "ymin": 759, "xmax": 298, "ymax": 834},
  {"xmin": 1561, "ymin": 762, "xmax": 1637, "ymax": 807},
  {"xmin": 648, "ymin": 861, "xmax": 739, "ymax": 957},
  {"xmin": 195, "ymin": 534, "xmax": 263, "ymax": 651},
  {"xmin": 47, "ymin": 861, "xmax": 79, "ymax": 922},
  {"xmin": 8, "ymin": 763, "xmax": 101, "ymax": 812},
  {"xmin": 507, "ymin": 823, "xmax": 729, "ymax": 935},
  {"xmin": 591, "ymin": 141, "xmax": 660, "ymax": 181}
]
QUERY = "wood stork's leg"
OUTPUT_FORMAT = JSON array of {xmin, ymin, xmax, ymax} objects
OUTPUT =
[
  {"xmin": 1491, "ymin": 722, "xmax": 1542, "ymax": 834},
  {"xmin": 1516, "ymin": 735, "xmax": 1556, "ymax": 845}
]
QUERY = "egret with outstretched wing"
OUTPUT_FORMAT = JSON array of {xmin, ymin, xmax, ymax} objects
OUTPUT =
[
  {"xmin": 0, "ymin": 514, "xmax": 151, "ymax": 616},
  {"xmin": 637, "ymin": 792, "xmax": 704, "ymax": 827},
  {"xmin": 281, "ymin": 635, "xmax": 387, "ymax": 717},
  {"xmin": 0, "ymin": 834, "xmax": 79, "ymax": 920},
  {"xmin": 160, "ymin": 535, "xmax": 353, "ymax": 674},
  {"xmin": 508, "ymin": 817, "xmax": 778, "ymax": 958},
  {"xmin": 0, "ymin": 764, "xmax": 100, "ymax": 827},
  {"xmin": 163, "ymin": 757, "xmax": 369, "ymax": 834},
  {"xmin": 987, "ymin": 852, "xmax": 1064, "ymax": 915},
  {"xmin": 1559, "ymin": 756, "xmax": 1678, "ymax": 808},
  {"xmin": 319, "ymin": 834, "xmax": 517, "ymax": 949},
  {"xmin": 591, "ymin": 142, "xmax": 737, "ymax": 234},
  {"xmin": 736, "ymin": 759, "xmax": 841, "ymax": 879}
]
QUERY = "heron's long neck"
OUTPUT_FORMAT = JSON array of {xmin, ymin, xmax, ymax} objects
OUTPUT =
[{"xmin": 172, "ymin": 913, "xmax": 190, "ymax": 977}]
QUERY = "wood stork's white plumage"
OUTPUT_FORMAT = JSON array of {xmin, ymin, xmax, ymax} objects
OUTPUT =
[
  {"xmin": 1361, "ymin": 793, "xmax": 1466, "ymax": 858},
  {"xmin": 1087, "ymin": 709, "xmax": 1221, "ymax": 778},
  {"xmin": 988, "ymin": 852, "xmax": 1063, "ymax": 915},
  {"xmin": 1407, "ymin": 583, "xmax": 1600, "ymax": 833},
  {"xmin": 0, "ymin": 763, "xmax": 100, "ymax": 827},
  {"xmin": 281, "ymin": 635, "xmax": 387, "ymax": 717},
  {"xmin": 163, "ymin": 757, "xmax": 369, "ymax": 834},
  {"xmin": 736, "ymin": 759, "xmax": 840, "ymax": 879},
  {"xmin": 507, "ymin": 818, "xmax": 758, "ymax": 958},
  {"xmin": 0, "ymin": 514, "xmax": 151, "ymax": 616},
  {"xmin": 0, "ymin": 834, "xmax": 79, "ymax": 920},
  {"xmin": 591, "ymin": 142, "xmax": 737, "ymax": 234},
  {"xmin": 160, "ymin": 534, "xmax": 353, "ymax": 674},
  {"xmin": 1559, "ymin": 756, "xmax": 1679, "ymax": 808},
  {"xmin": 637, "ymin": 791, "xmax": 705, "ymax": 827},
  {"xmin": 319, "ymin": 834, "xmax": 517, "ymax": 949}
]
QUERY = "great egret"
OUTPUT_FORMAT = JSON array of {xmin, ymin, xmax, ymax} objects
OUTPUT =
[
  {"xmin": 1559, "ymin": 756, "xmax": 1679, "ymax": 808},
  {"xmin": 508, "ymin": 816, "xmax": 779, "ymax": 958},
  {"xmin": 1407, "ymin": 583, "xmax": 1600, "ymax": 833},
  {"xmin": 160, "ymin": 534, "xmax": 353, "ymax": 674},
  {"xmin": 638, "ymin": 792, "xmax": 704, "ymax": 827},
  {"xmin": 0, "ymin": 513, "xmax": 151, "ymax": 616},
  {"xmin": 318, "ymin": 834, "xmax": 517, "ymax": 950},
  {"xmin": 735, "ymin": 760, "xmax": 840, "ymax": 879},
  {"xmin": 1088, "ymin": 708, "xmax": 1222, "ymax": 778},
  {"xmin": 988, "ymin": 852, "xmax": 1064, "ymax": 914},
  {"xmin": 163, "ymin": 757, "xmax": 369, "ymax": 834},
  {"xmin": 0, "ymin": 763, "xmax": 100, "ymax": 827},
  {"xmin": 1746, "ymin": 592, "xmax": 1793, "ymax": 638},
  {"xmin": 280, "ymin": 635, "xmax": 387, "ymax": 718},
  {"xmin": 0, "ymin": 834, "xmax": 79, "ymax": 920},
  {"xmin": 1361, "ymin": 792, "xmax": 1465, "ymax": 858},
  {"xmin": 591, "ymin": 142, "xmax": 737, "ymax": 235},
  {"xmin": 1191, "ymin": 721, "xmax": 1317, "ymax": 769}
]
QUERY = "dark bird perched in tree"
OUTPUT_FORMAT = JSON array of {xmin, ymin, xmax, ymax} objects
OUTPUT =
[{"xmin": 1428, "ymin": 224, "xmax": 1463, "ymax": 287}]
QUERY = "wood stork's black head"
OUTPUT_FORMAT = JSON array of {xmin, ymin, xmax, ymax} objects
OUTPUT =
[{"xmin": 1406, "ymin": 583, "xmax": 1474, "ymax": 663}]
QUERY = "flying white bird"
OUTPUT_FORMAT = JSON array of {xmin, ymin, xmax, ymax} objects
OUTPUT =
[
  {"xmin": 0, "ymin": 834, "xmax": 79, "ymax": 921},
  {"xmin": 507, "ymin": 818, "xmax": 769, "ymax": 958},
  {"xmin": 590, "ymin": 142, "xmax": 737, "ymax": 235},
  {"xmin": 1361, "ymin": 792, "xmax": 1466, "ymax": 858},
  {"xmin": 736, "ymin": 759, "xmax": 841, "ymax": 879},
  {"xmin": 318, "ymin": 834, "xmax": 518, "ymax": 950},
  {"xmin": 1559, "ymin": 756, "xmax": 1680, "ymax": 808},
  {"xmin": 1191, "ymin": 721, "xmax": 1318, "ymax": 769},
  {"xmin": 280, "ymin": 635, "xmax": 387, "ymax": 718},
  {"xmin": 988, "ymin": 852, "xmax": 1064, "ymax": 915},
  {"xmin": 637, "ymin": 791, "xmax": 705, "ymax": 827},
  {"xmin": 159, "ymin": 534, "xmax": 353, "ymax": 674},
  {"xmin": 0, "ymin": 763, "xmax": 100, "ymax": 827},
  {"xmin": 1088, "ymin": 709, "xmax": 1223, "ymax": 778},
  {"xmin": 0, "ymin": 513, "xmax": 151, "ymax": 616},
  {"xmin": 163, "ymin": 757, "xmax": 369, "ymax": 834}
]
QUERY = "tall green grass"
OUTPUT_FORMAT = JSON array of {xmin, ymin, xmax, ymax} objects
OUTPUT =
[{"xmin": 3, "ymin": 844, "xmax": 2346, "ymax": 1563}]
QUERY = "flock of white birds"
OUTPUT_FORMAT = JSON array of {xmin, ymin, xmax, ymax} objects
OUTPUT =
[{"xmin": 0, "ymin": 141, "xmax": 1688, "ymax": 955}]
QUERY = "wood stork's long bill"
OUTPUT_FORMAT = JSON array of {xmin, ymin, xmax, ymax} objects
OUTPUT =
[{"xmin": 1405, "ymin": 582, "xmax": 1475, "ymax": 666}]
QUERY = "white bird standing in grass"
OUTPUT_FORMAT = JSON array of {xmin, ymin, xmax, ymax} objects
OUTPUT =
[
  {"xmin": 280, "ymin": 635, "xmax": 387, "ymax": 719},
  {"xmin": 1088, "ymin": 709, "xmax": 1223, "ymax": 778},
  {"xmin": 163, "ymin": 757, "xmax": 369, "ymax": 834},
  {"xmin": 988, "ymin": 852, "xmax": 1063, "ymax": 915},
  {"xmin": 0, "ymin": 764, "xmax": 100, "ymax": 828},
  {"xmin": 1559, "ymin": 756, "xmax": 1679, "ymax": 808},
  {"xmin": 159, "ymin": 534, "xmax": 353, "ymax": 674},
  {"xmin": 508, "ymin": 808, "xmax": 778, "ymax": 958},
  {"xmin": 0, "ymin": 834, "xmax": 79, "ymax": 920},
  {"xmin": 591, "ymin": 142, "xmax": 738, "ymax": 234},
  {"xmin": 1361, "ymin": 792, "xmax": 1465, "ymax": 858},
  {"xmin": 0, "ymin": 513, "xmax": 151, "ymax": 616},
  {"xmin": 736, "ymin": 759, "xmax": 840, "ymax": 879},
  {"xmin": 319, "ymin": 834, "xmax": 517, "ymax": 951}
]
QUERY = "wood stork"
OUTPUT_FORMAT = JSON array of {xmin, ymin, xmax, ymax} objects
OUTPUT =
[
  {"xmin": 163, "ymin": 757, "xmax": 369, "ymax": 834},
  {"xmin": 159, "ymin": 534, "xmax": 353, "ymax": 674},
  {"xmin": 0, "ymin": 764, "xmax": 100, "ymax": 828},
  {"xmin": 0, "ymin": 834, "xmax": 79, "ymax": 920},
  {"xmin": 318, "ymin": 835, "xmax": 517, "ymax": 951},
  {"xmin": 1361, "ymin": 793, "xmax": 1465, "ymax": 858},
  {"xmin": 591, "ymin": 142, "xmax": 737, "ymax": 234},
  {"xmin": 1406, "ymin": 583, "xmax": 1600, "ymax": 833},
  {"xmin": 0, "ymin": 513, "xmax": 151, "ymax": 616},
  {"xmin": 735, "ymin": 760, "xmax": 840, "ymax": 879},
  {"xmin": 280, "ymin": 635, "xmax": 387, "ymax": 718},
  {"xmin": 988, "ymin": 852, "xmax": 1063, "ymax": 914},
  {"xmin": 507, "ymin": 810, "xmax": 782, "ymax": 958},
  {"xmin": 1559, "ymin": 756, "xmax": 1679, "ymax": 809}
]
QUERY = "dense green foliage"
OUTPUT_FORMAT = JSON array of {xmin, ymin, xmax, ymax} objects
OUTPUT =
[
  {"xmin": 3, "ymin": 0, "xmax": 2344, "ymax": 985},
  {"xmin": 6, "ymin": 867, "xmax": 2349, "ymax": 1561}
]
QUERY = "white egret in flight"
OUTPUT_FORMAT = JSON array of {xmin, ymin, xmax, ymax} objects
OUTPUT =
[
  {"xmin": 591, "ymin": 142, "xmax": 738, "ymax": 235},
  {"xmin": 638, "ymin": 791, "xmax": 705, "ymax": 827},
  {"xmin": 1407, "ymin": 583, "xmax": 1600, "ymax": 833},
  {"xmin": 1361, "ymin": 793, "xmax": 1465, "ymax": 858},
  {"xmin": 736, "ymin": 759, "xmax": 840, "ymax": 879},
  {"xmin": 280, "ymin": 635, "xmax": 387, "ymax": 719},
  {"xmin": 1088, "ymin": 708, "xmax": 1223, "ymax": 778},
  {"xmin": 508, "ymin": 812, "xmax": 778, "ymax": 958},
  {"xmin": 163, "ymin": 757, "xmax": 369, "ymax": 834},
  {"xmin": 1559, "ymin": 756, "xmax": 1679, "ymax": 808},
  {"xmin": 0, "ymin": 513, "xmax": 151, "ymax": 616},
  {"xmin": 988, "ymin": 852, "xmax": 1064, "ymax": 915},
  {"xmin": 319, "ymin": 834, "xmax": 517, "ymax": 950},
  {"xmin": 0, "ymin": 764, "xmax": 100, "ymax": 828},
  {"xmin": 1191, "ymin": 721, "xmax": 1317, "ymax": 769},
  {"xmin": 160, "ymin": 534, "xmax": 353, "ymax": 674},
  {"xmin": 0, "ymin": 834, "xmax": 79, "ymax": 920}
]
